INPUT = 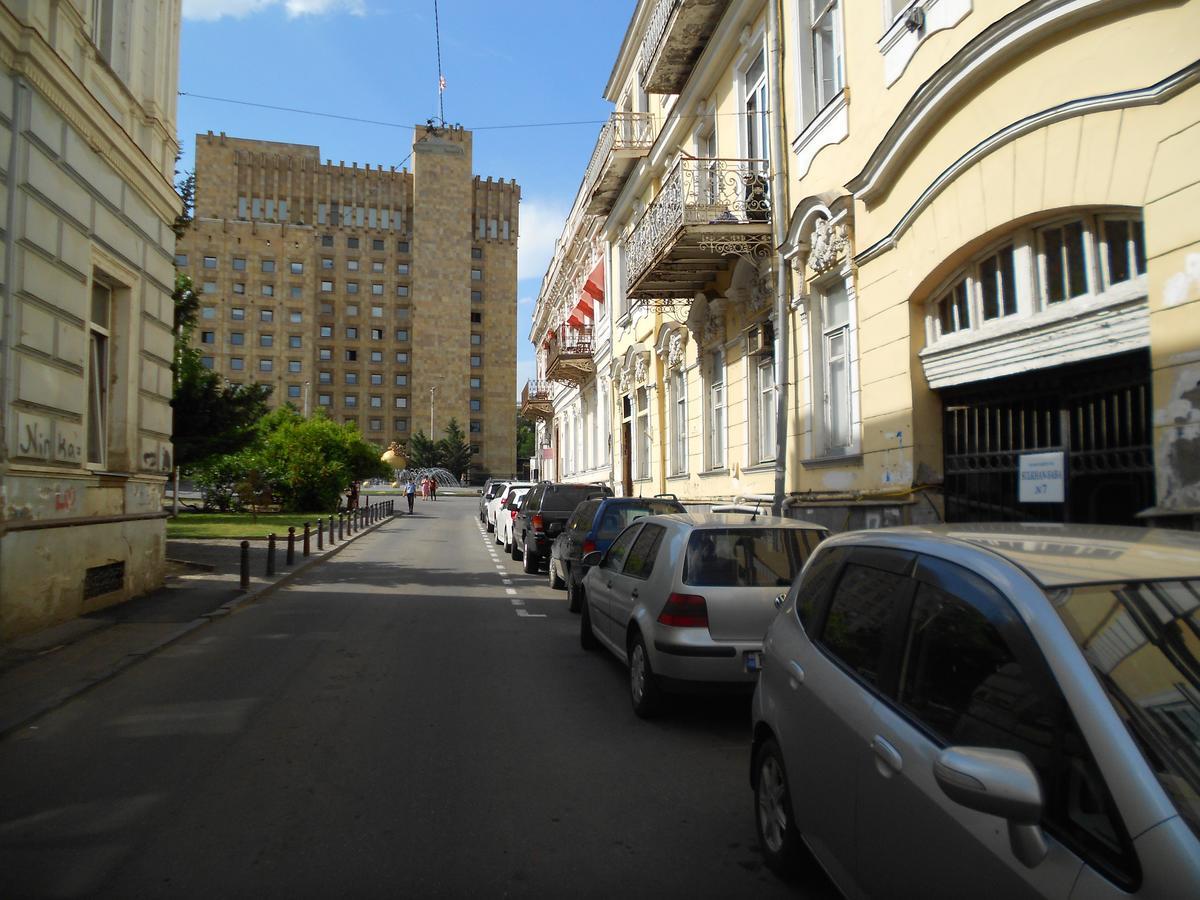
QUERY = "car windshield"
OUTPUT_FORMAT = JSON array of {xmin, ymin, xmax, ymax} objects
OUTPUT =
[
  {"xmin": 682, "ymin": 528, "xmax": 813, "ymax": 588},
  {"xmin": 543, "ymin": 487, "xmax": 605, "ymax": 511},
  {"xmin": 1048, "ymin": 580, "xmax": 1200, "ymax": 839},
  {"xmin": 595, "ymin": 501, "xmax": 682, "ymax": 538}
]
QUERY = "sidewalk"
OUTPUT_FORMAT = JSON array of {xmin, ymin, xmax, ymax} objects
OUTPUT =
[{"xmin": 0, "ymin": 509, "xmax": 399, "ymax": 739}]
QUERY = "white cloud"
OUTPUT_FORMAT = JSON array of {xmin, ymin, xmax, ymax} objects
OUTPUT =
[
  {"xmin": 183, "ymin": 0, "xmax": 366, "ymax": 21},
  {"xmin": 518, "ymin": 295, "xmax": 534, "ymax": 307},
  {"xmin": 517, "ymin": 197, "xmax": 570, "ymax": 285}
]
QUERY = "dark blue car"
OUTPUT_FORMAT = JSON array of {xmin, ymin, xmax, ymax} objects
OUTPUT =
[{"xmin": 549, "ymin": 496, "xmax": 686, "ymax": 612}]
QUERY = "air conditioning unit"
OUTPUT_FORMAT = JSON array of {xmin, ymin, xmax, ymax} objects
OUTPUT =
[{"xmin": 747, "ymin": 321, "xmax": 774, "ymax": 357}]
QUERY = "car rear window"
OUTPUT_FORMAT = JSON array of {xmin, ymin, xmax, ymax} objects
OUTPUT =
[
  {"xmin": 595, "ymin": 501, "xmax": 682, "ymax": 538},
  {"xmin": 542, "ymin": 486, "xmax": 606, "ymax": 511},
  {"xmin": 683, "ymin": 528, "xmax": 814, "ymax": 588}
]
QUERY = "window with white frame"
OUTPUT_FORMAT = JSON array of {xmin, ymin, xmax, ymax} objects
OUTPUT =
[
  {"xmin": 707, "ymin": 349, "xmax": 726, "ymax": 469},
  {"xmin": 820, "ymin": 280, "xmax": 852, "ymax": 452},
  {"xmin": 743, "ymin": 50, "xmax": 770, "ymax": 166},
  {"xmin": 756, "ymin": 349, "xmax": 776, "ymax": 463},
  {"xmin": 884, "ymin": 0, "xmax": 915, "ymax": 25},
  {"xmin": 87, "ymin": 278, "xmax": 112, "ymax": 466},
  {"xmin": 812, "ymin": 0, "xmax": 844, "ymax": 109},
  {"xmin": 636, "ymin": 387, "xmax": 651, "ymax": 481},
  {"xmin": 671, "ymin": 368, "xmax": 688, "ymax": 475},
  {"xmin": 926, "ymin": 212, "xmax": 1147, "ymax": 345}
]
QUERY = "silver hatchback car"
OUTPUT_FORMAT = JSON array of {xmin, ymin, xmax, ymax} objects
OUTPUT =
[
  {"xmin": 580, "ymin": 512, "xmax": 827, "ymax": 717},
  {"xmin": 752, "ymin": 524, "xmax": 1200, "ymax": 898}
]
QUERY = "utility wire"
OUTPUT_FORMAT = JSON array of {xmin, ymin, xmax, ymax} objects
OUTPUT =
[{"xmin": 178, "ymin": 91, "xmax": 767, "ymax": 133}]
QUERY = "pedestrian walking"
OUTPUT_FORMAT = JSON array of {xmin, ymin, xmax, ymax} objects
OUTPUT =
[
  {"xmin": 430, "ymin": 477, "xmax": 438, "ymax": 501},
  {"xmin": 405, "ymin": 478, "xmax": 416, "ymax": 514},
  {"xmin": 421, "ymin": 476, "xmax": 430, "ymax": 501}
]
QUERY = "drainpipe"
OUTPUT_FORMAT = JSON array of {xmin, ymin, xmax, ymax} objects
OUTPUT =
[{"xmin": 768, "ymin": 0, "xmax": 790, "ymax": 517}]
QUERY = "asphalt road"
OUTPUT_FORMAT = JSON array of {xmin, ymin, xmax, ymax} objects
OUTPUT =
[{"xmin": 0, "ymin": 497, "xmax": 837, "ymax": 899}]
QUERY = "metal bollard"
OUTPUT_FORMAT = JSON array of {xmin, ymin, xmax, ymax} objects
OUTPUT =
[
  {"xmin": 303, "ymin": 522, "xmax": 311, "ymax": 557},
  {"xmin": 317, "ymin": 519, "xmax": 324, "ymax": 550},
  {"xmin": 287, "ymin": 527, "xmax": 296, "ymax": 565},
  {"xmin": 329, "ymin": 514, "xmax": 336, "ymax": 544},
  {"xmin": 338, "ymin": 513, "xmax": 344, "ymax": 540},
  {"xmin": 267, "ymin": 533, "xmax": 276, "ymax": 576},
  {"xmin": 240, "ymin": 540, "xmax": 250, "ymax": 591}
]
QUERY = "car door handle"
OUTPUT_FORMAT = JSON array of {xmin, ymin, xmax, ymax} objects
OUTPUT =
[
  {"xmin": 606, "ymin": 580, "xmax": 613, "ymax": 589},
  {"xmin": 871, "ymin": 735, "xmax": 902, "ymax": 777},
  {"xmin": 631, "ymin": 589, "xmax": 639, "ymax": 599},
  {"xmin": 787, "ymin": 660, "xmax": 805, "ymax": 685}
]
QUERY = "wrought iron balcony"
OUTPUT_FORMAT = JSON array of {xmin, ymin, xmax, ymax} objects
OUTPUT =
[
  {"xmin": 583, "ymin": 112, "xmax": 655, "ymax": 215},
  {"xmin": 545, "ymin": 325, "xmax": 595, "ymax": 387},
  {"xmin": 520, "ymin": 379, "xmax": 553, "ymax": 422},
  {"xmin": 638, "ymin": 0, "xmax": 730, "ymax": 94},
  {"xmin": 623, "ymin": 157, "xmax": 771, "ymax": 301}
]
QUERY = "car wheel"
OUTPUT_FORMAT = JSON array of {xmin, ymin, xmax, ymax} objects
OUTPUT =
[
  {"xmin": 511, "ymin": 534, "xmax": 523, "ymax": 561},
  {"xmin": 494, "ymin": 528, "xmax": 502, "ymax": 545},
  {"xmin": 580, "ymin": 596, "xmax": 598, "ymax": 651},
  {"xmin": 754, "ymin": 737, "xmax": 802, "ymax": 876},
  {"xmin": 628, "ymin": 632, "xmax": 663, "ymax": 719},
  {"xmin": 503, "ymin": 532, "xmax": 511, "ymax": 553},
  {"xmin": 522, "ymin": 543, "xmax": 539, "ymax": 574},
  {"xmin": 486, "ymin": 518, "xmax": 495, "ymax": 534},
  {"xmin": 566, "ymin": 577, "xmax": 581, "ymax": 613},
  {"xmin": 548, "ymin": 559, "xmax": 564, "ymax": 590}
]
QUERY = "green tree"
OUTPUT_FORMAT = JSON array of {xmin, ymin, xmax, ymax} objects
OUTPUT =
[
  {"xmin": 254, "ymin": 414, "xmax": 390, "ymax": 512},
  {"xmin": 439, "ymin": 418, "xmax": 471, "ymax": 483},
  {"xmin": 406, "ymin": 429, "xmax": 442, "ymax": 469},
  {"xmin": 516, "ymin": 416, "xmax": 536, "ymax": 462}
]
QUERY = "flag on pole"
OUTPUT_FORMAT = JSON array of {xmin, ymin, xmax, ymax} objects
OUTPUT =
[{"xmin": 438, "ymin": 74, "xmax": 446, "ymax": 93}]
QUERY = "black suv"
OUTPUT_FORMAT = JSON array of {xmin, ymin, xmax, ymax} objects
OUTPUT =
[{"xmin": 511, "ymin": 482, "xmax": 612, "ymax": 574}]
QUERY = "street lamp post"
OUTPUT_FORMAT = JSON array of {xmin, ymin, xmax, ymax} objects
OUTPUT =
[
  {"xmin": 303, "ymin": 380, "xmax": 311, "ymax": 418},
  {"xmin": 430, "ymin": 386, "xmax": 436, "ymax": 436}
]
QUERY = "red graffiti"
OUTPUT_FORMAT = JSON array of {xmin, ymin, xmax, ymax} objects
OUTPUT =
[{"xmin": 54, "ymin": 488, "xmax": 77, "ymax": 512}]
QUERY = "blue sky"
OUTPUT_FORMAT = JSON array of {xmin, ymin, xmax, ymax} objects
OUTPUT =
[{"xmin": 178, "ymin": 0, "xmax": 636, "ymax": 396}]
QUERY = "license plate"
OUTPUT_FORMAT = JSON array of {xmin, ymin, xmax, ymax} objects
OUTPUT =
[{"xmin": 743, "ymin": 651, "xmax": 763, "ymax": 673}]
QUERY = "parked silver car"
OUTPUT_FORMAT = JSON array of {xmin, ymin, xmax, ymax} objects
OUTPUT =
[
  {"xmin": 752, "ymin": 523, "xmax": 1200, "ymax": 898},
  {"xmin": 580, "ymin": 512, "xmax": 827, "ymax": 717}
]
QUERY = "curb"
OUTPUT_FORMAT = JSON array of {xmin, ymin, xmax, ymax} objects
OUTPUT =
[{"xmin": 0, "ymin": 512, "xmax": 398, "ymax": 741}]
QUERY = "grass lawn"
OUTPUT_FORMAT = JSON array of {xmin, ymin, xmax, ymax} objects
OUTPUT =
[{"xmin": 167, "ymin": 512, "xmax": 339, "ymax": 540}]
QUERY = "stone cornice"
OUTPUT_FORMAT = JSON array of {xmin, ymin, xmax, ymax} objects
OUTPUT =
[
  {"xmin": 0, "ymin": 10, "xmax": 180, "ymax": 223},
  {"xmin": 847, "ymin": 0, "xmax": 1148, "ymax": 204}
]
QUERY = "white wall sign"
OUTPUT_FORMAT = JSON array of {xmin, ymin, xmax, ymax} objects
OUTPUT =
[{"xmin": 1019, "ymin": 452, "xmax": 1065, "ymax": 503}]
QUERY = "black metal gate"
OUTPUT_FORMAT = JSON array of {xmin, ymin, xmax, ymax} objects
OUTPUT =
[{"xmin": 942, "ymin": 351, "xmax": 1153, "ymax": 525}]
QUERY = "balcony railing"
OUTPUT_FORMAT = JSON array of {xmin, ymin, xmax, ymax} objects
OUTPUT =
[
  {"xmin": 583, "ymin": 112, "xmax": 655, "ymax": 215},
  {"xmin": 520, "ymin": 379, "xmax": 553, "ymax": 422},
  {"xmin": 545, "ymin": 326, "xmax": 595, "ymax": 386},
  {"xmin": 637, "ymin": 0, "xmax": 729, "ymax": 94},
  {"xmin": 624, "ymin": 157, "xmax": 770, "ymax": 295}
]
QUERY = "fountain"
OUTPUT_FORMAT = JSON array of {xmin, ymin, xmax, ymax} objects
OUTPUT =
[{"xmin": 391, "ymin": 467, "xmax": 461, "ymax": 488}]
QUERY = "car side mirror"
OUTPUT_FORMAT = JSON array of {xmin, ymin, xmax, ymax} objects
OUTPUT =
[
  {"xmin": 934, "ymin": 747, "xmax": 1048, "ymax": 869},
  {"xmin": 581, "ymin": 551, "xmax": 602, "ymax": 567}
]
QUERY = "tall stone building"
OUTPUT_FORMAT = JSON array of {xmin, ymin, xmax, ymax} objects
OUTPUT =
[
  {"xmin": 177, "ymin": 126, "xmax": 519, "ymax": 480},
  {"xmin": 0, "ymin": 1, "xmax": 182, "ymax": 639}
]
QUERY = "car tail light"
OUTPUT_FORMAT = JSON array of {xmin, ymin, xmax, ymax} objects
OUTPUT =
[
  {"xmin": 500, "ymin": 498, "xmax": 508, "ymax": 508},
  {"xmin": 510, "ymin": 509, "xmax": 518, "ymax": 520},
  {"xmin": 581, "ymin": 539, "xmax": 596, "ymax": 555},
  {"xmin": 532, "ymin": 514, "xmax": 545, "ymax": 532},
  {"xmin": 657, "ymin": 593, "xmax": 708, "ymax": 628}
]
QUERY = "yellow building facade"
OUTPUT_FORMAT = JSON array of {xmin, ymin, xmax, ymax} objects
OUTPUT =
[
  {"xmin": 178, "ymin": 126, "xmax": 519, "ymax": 480},
  {"xmin": 0, "ymin": 1, "xmax": 182, "ymax": 639},
  {"xmin": 532, "ymin": 0, "xmax": 1200, "ymax": 531}
]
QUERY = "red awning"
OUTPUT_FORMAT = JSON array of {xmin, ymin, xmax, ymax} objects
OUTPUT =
[
  {"xmin": 583, "ymin": 259, "xmax": 605, "ymax": 303},
  {"xmin": 575, "ymin": 293, "xmax": 594, "ymax": 318},
  {"xmin": 566, "ymin": 310, "xmax": 583, "ymax": 328}
]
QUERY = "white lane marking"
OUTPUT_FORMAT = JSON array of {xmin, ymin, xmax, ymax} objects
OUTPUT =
[
  {"xmin": 505, "ymin": 588, "xmax": 517, "ymax": 595},
  {"xmin": 510, "ymin": 598, "xmax": 524, "ymax": 606},
  {"xmin": 501, "ymin": 579, "xmax": 512, "ymax": 586},
  {"xmin": 516, "ymin": 609, "xmax": 547, "ymax": 618}
]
